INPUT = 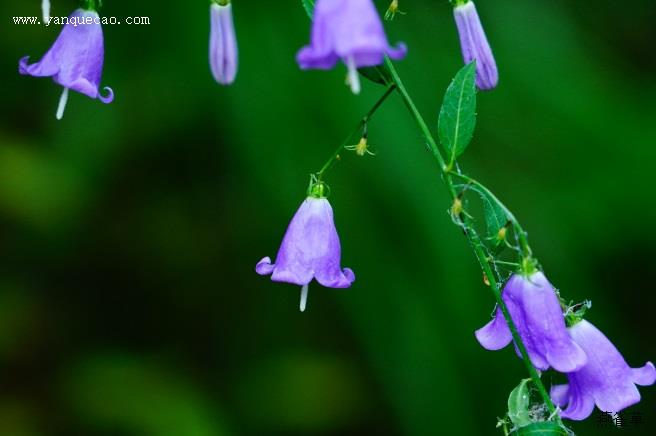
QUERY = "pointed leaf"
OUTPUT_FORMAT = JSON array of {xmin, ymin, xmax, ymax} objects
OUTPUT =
[
  {"xmin": 438, "ymin": 62, "xmax": 477, "ymax": 166},
  {"xmin": 301, "ymin": 0, "xmax": 315, "ymax": 19},
  {"xmin": 507, "ymin": 379, "xmax": 532, "ymax": 428}
]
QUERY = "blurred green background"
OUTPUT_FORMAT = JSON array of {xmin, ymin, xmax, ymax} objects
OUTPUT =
[{"xmin": 1, "ymin": 0, "xmax": 655, "ymax": 434}]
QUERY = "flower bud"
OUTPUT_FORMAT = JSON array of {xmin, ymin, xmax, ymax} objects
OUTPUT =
[{"xmin": 453, "ymin": 1, "xmax": 498, "ymax": 90}]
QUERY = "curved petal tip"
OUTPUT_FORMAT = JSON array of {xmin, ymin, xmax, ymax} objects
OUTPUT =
[
  {"xmin": 99, "ymin": 86, "xmax": 114, "ymax": 104},
  {"xmin": 255, "ymin": 256, "xmax": 275, "ymax": 276}
]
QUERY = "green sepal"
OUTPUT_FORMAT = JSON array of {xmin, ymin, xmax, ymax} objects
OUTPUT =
[
  {"xmin": 510, "ymin": 422, "xmax": 571, "ymax": 435},
  {"xmin": 507, "ymin": 379, "xmax": 532, "ymax": 428},
  {"xmin": 301, "ymin": 0, "xmax": 315, "ymax": 19}
]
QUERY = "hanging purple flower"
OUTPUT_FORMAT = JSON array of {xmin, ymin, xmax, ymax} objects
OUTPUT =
[
  {"xmin": 256, "ymin": 196, "xmax": 355, "ymax": 312},
  {"xmin": 475, "ymin": 271, "xmax": 587, "ymax": 373},
  {"xmin": 297, "ymin": 0, "xmax": 407, "ymax": 94},
  {"xmin": 550, "ymin": 320, "xmax": 655, "ymax": 420},
  {"xmin": 19, "ymin": 8, "xmax": 113, "ymax": 120},
  {"xmin": 452, "ymin": 0, "xmax": 498, "ymax": 90},
  {"xmin": 209, "ymin": 0, "xmax": 238, "ymax": 85}
]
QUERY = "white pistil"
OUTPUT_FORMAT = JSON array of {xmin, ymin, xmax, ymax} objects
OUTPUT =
[
  {"xmin": 346, "ymin": 56, "xmax": 361, "ymax": 95},
  {"xmin": 300, "ymin": 284, "xmax": 309, "ymax": 312},
  {"xmin": 56, "ymin": 87, "xmax": 69, "ymax": 120},
  {"xmin": 42, "ymin": 0, "xmax": 51, "ymax": 24}
]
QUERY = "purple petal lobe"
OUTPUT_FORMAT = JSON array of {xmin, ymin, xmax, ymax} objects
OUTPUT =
[
  {"xmin": 475, "ymin": 307, "xmax": 512, "ymax": 350},
  {"xmin": 632, "ymin": 362, "xmax": 656, "ymax": 386},
  {"xmin": 453, "ymin": 1, "xmax": 498, "ymax": 90},
  {"xmin": 19, "ymin": 9, "xmax": 113, "ymax": 102},
  {"xmin": 209, "ymin": 3, "xmax": 238, "ymax": 85}
]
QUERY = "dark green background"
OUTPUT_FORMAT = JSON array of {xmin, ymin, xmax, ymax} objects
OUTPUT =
[{"xmin": 1, "ymin": 0, "xmax": 654, "ymax": 434}]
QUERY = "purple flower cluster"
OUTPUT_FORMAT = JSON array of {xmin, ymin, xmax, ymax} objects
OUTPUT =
[{"xmin": 476, "ymin": 271, "xmax": 655, "ymax": 420}]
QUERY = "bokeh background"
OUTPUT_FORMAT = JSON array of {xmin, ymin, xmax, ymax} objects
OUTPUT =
[{"xmin": 1, "ymin": 0, "xmax": 655, "ymax": 434}]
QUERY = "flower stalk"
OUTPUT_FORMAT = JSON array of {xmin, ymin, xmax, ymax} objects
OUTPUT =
[{"xmin": 382, "ymin": 55, "xmax": 560, "ymax": 420}]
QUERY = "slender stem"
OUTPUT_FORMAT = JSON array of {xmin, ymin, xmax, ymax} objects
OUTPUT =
[
  {"xmin": 383, "ymin": 57, "xmax": 559, "ymax": 418},
  {"xmin": 317, "ymin": 85, "xmax": 396, "ymax": 180}
]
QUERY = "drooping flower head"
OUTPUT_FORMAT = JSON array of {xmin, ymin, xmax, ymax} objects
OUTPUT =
[
  {"xmin": 551, "ymin": 320, "xmax": 655, "ymax": 420},
  {"xmin": 209, "ymin": 0, "xmax": 238, "ymax": 85},
  {"xmin": 452, "ymin": 0, "xmax": 498, "ymax": 90},
  {"xmin": 256, "ymin": 188, "xmax": 355, "ymax": 312},
  {"xmin": 297, "ymin": 0, "xmax": 407, "ymax": 94},
  {"xmin": 475, "ymin": 271, "xmax": 587, "ymax": 373},
  {"xmin": 19, "ymin": 6, "xmax": 114, "ymax": 120}
]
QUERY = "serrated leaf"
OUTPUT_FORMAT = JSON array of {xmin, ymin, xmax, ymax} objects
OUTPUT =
[
  {"xmin": 510, "ymin": 422, "xmax": 571, "ymax": 435},
  {"xmin": 301, "ymin": 0, "xmax": 315, "ymax": 19},
  {"xmin": 508, "ymin": 379, "xmax": 532, "ymax": 428},
  {"xmin": 438, "ymin": 62, "xmax": 477, "ymax": 166}
]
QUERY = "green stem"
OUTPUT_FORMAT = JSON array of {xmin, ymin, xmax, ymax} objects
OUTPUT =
[
  {"xmin": 317, "ymin": 85, "xmax": 396, "ymax": 180},
  {"xmin": 449, "ymin": 172, "xmax": 532, "ymax": 259},
  {"xmin": 383, "ymin": 56, "xmax": 559, "ymax": 419}
]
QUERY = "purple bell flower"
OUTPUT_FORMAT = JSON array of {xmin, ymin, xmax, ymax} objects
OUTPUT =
[
  {"xmin": 209, "ymin": 0, "xmax": 238, "ymax": 85},
  {"xmin": 551, "ymin": 320, "xmax": 656, "ymax": 420},
  {"xmin": 256, "ymin": 196, "xmax": 355, "ymax": 312},
  {"xmin": 453, "ymin": 1, "xmax": 498, "ymax": 90},
  {"xmin": 19, "ymin": 8, "xmax": 113, "ymax": 120},
  {"xmin": 297, "ymin": 0, "xmax": 407, "ymax": 94},
  {"xmin": 475, "ymin": 271, "xmax": 587, "ymax": 373}
]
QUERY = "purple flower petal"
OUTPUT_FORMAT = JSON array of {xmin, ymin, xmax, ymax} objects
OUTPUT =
[{"xmin": 475, "ymin": 307, "xmax": 511, "ymax": 350}]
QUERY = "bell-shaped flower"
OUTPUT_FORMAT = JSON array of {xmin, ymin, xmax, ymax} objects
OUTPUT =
[
  {"xmin": 297, "ymin": 0, "xmax": 407, "ymax": 94},
  {"xmin": 452, "ymin": 1, "xmax": 498, "ymax": 90},
  {"xmin": 19, "ymin": 8, "xmax": 114, "ymax": 119},
  {"xmin": 256, "ymin": 196, "xmax": 355, "ymax": 312},
  {"xmin": 209, "ymin": 0, "xmax": 238, "ymax": 85},
  {"xmin": 475, "ymin": 271, "xmax": 587, "ymax": 373},
  {"xmin": 550, "ymin": 320, "xmax": 655, "ymax": 420}
]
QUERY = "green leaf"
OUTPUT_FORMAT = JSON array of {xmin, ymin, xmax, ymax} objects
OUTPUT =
[
  {"xmin": 438, "ymin": 62, "xmax": 477, "ymax": 167},
  {"xmin": 301, "ymin": 0, "xmax": 315, "ymax": 19},
  {"xmin": 507, "ymin": 379, "xmax": 532, "ymax": 428},
  {"xmin": 358, "ymin": 65, "xmax": 393, "ymax": 86},
  {"xmin": 483, "ymin": 192, "xmax": 508, "ymax": 243},
  {"xmin": 510, "ymin": 422, "xmax": 571, "ymax": 435}
]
